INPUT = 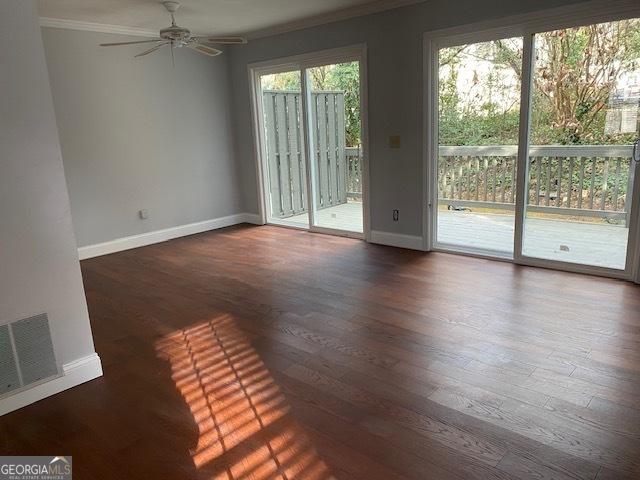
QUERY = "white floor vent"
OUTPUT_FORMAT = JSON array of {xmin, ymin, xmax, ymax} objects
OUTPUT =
[{"xmin": 0, "ymin": 313, "xmax": 59, "ymax": 397}]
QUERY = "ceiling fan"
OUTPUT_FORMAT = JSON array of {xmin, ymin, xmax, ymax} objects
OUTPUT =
[{"xmin": 99, "ymin": 1, "xmax": 247, "ymax": 59}]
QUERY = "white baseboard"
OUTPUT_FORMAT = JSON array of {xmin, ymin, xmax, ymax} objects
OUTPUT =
[
  {"xmin": 370, "ymin": 230, "xmax": 424, "ymax": 251},
  {"xmin": 78, "ymin": 213, "xmax": 262, "ymax": 260},
  {"xmin": 241, "ymin": 213, "xmax": 263, "ymax": 225},
  {"xmin": 0, "ymin": 353, "xmax": 103, "ymax": 417}
]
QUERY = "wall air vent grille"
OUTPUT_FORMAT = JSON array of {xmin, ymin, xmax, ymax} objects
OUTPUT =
[
  {"xmin": 0, "ymin": 313, "xmax": 59, "ymax": 398},
  {"xmin": 12, "ymin": 314, "xmax": 58, "ymax": 385},
  {"xmin": 0, "ymin": 325, "xmax": 21, "ymax": 395}
]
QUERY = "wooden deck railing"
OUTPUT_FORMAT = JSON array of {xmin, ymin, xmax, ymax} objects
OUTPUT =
[
  {"xmin": 346, "ymin": 146, "xmax": 363, "ymax": 199},
  {"xmin": 438, "ymin": 145, "xmax": 635, "ymax": 223}
]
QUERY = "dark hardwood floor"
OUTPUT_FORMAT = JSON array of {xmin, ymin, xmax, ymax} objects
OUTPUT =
[{"xmin": 2, "ymin": 224, "xmax": 640, "ymax": 479}]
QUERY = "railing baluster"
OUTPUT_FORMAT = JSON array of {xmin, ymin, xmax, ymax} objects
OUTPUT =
[
  {"xmin": 466, "ymin": 156, "xmax": 471, "ymax": 201},
  {"xmin": 546, "ymin": 157, "xmax": 552, "ymax": 207},
  {"xmin": 612, "ymin": 157, "xmax": 621, "ymax": 211},
  {"xmin": 475, "ymin": 157, "xmax": 480, "ymax": 201},
  {"xmin": 566, "ymin": 157, "xmax": 574, "ymax": 208},
  {"xmin": 589, "ymin": 158, "xmax": 596, "ymax": 210},
  {"xmin": 439, "ymin": 158, "xmax": 446, "ymax": 199},
  {"xmin": 557, "ymin": 157, "xmax": 563, "ymax": 207},
  {"xmin": 457, "ymin": 159, "xmax": 463, "ymax": 201},
  {"xmin": 577, "ymin": 157, "xmax": 585, "ymax": 209},
  {"xmin": 492, "ymin": 157, "xmax": 497, "ymax": 203},
  {"xmin": 601, "ymin": 157, "xmax": 609, "ymax": 211},
  {"xmin": 510, "ymin": 156, "xmax": 516, "ymax": 203},
  {"xmin": 535, "ymin": 156, "xmax": 541, "ymax": 206},
  {"xmin": 483, "ymin": 157, "xmax": 489, "ymax": 202},
  {"xmin": 358, "ymin": 151, "xmax": 362, "ymax": 195},
  {"xmin": 500, "ymin": 157, "xmax": 507, "ymax": 203},
  {"xmin": 445, "ymin": 157, "xmax": 451, "ymax": 199},
  {"xmin": 450, "ymin": 157, "xmax": 455, "ymax": 200}
]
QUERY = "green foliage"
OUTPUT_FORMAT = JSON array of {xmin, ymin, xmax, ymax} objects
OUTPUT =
[
  {"xmin": 323, "ymin": 62, "xmax": 361, "ymax": 147},
  {"xmin": 439, "ymin": 19, "xmax": 640, "ymax": 147},
  {"xmin": 439, "ymin": 110, "xmax": 521, "ymax": 145},
  {"xmin": 438, "ymin": 43, "xmax": 522, "ymax": 145},
  {"xmin": 261, "ymin": 71, "xmax": 300, "ymax": 90}
]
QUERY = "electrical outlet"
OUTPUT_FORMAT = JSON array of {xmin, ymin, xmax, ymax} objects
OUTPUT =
[
  {"xmin": 139, "ymin": 209, "xmax": 149, "ymax": 220},
  {"xmin": 393, "ymin": 209, "xmax": 399, "ymax": 221}
]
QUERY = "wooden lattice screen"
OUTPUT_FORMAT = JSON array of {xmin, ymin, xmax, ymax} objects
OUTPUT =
[{"xmin": 263, "ymin": 90, "xmax": 347, "ymax": 218}]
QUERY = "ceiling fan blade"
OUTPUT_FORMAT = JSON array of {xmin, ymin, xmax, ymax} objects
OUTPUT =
[
  {"xmin": 196, "ymin": 36, "xmax": 247, "ymax": 45},
  {"xmin": 100, "ymin": 39, "xmax": 163, "ymax": 47},
  {"xmin": 135, "ymin": 42, "xmax": 170, "ymax": 58},
  {"xmin": 187, "ymin": 43, "xmax": 222, "ymax": 57}
]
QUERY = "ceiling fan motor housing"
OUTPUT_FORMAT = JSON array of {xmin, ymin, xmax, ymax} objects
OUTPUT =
[{"xmin": 159, "ymin": 25, "xmax": 191, "ymax": 43}]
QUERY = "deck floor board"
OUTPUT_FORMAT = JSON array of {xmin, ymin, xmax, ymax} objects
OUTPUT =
[
  {"xmin": 288, "ymin": 203, "xmax": 628, "ymax": 269},
  {"xmin": 437, "ymin": 211, "xmax": 628, "ymax": 269}
]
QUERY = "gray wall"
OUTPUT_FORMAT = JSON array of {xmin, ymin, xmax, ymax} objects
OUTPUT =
[
  {"xmin": 41, "ymin": 28, "xmax": 244, "ymax": 247},
  {"xmin": 0, "ymin": 0, "xmax": 96, "ymax": 366},
  {"xmin": 229, "ymin": 0, "xmax": 587, "ymax": 237}
]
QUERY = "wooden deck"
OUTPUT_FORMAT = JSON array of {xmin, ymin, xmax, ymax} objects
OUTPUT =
[
  {"xmin": 287, "ymin": 201, "xmax": 363, "ymax": 232},
  {"xmin": 2, "ymin": 225, "xmax": 640, "ymax": 479},
  {"xmin": 288, "ymin": 204, "xmax": 627, "ymax": 269},
  {"xmin": 438, "ymin": 210, "xmax": 629, "ymax": 269}
]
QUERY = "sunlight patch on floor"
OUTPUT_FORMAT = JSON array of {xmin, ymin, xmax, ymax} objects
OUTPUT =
[{"xmin": 155, "ymin": 315, "xmax": 333, "ymax": 479}]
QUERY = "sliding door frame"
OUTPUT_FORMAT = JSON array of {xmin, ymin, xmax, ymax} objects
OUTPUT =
[
  {"xmin": 424, "ymin": 25, "xmax": 526, "ymax": 260},
  {"xmin": 423, "ymin": 0, "xmax": 640, "ymax": 280},
  {"xmin": 248, "ymin": 44, "xmax": 371, "ymax": 240}
]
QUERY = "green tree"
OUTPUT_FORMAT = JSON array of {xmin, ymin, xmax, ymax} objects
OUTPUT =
[
  {"xmin": 326, "ymin": 62, "xmax": 361, "ymax": 147},
  {"xmin": 261, "ymin": 71, "xmax": 300, "ymax": 90},
  {"xmin": 528, "ymin": 20, "xmax": 640, "ymax": 145},
  {"xmin": 438, "ymin": 19, "xmax": 640, "ymax": 146},
  {"xmin": 438, "ymin": 40, "xmax": 522, "ymax": 145}
]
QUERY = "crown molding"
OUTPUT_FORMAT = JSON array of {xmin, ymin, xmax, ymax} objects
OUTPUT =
[
  {"xmin": 39, "ymin": 0, "xmax": 427, "ymax": 40},
  {"xmin": 39, "ymin": 17, "xmax": 157, "ymax": 37},
  {"xmin": 246, "ymin": 0, "xmax": 427, "ymax": 40}
]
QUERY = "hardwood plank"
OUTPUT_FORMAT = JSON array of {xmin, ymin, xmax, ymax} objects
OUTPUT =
[
  {"xmin": 429, "ymin": 388, "xmax": 639, "ymax": 476},
  {"xmin": 496, "ymin": 450, "xmax": 580, "ymax": 480}
]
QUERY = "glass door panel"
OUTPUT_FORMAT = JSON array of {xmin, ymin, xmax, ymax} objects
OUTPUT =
[
  {"xmin": 306, "ymin": 61, "xmax": 364, "ymax": 233},
  {"xmin": 436, "ymin": 37, "xmax": 523, "ymax": 255},
  {"xmin": 259, "ymin": 70, "xmax": 309, "ymax": 228},
  {"xmin": 522, "ymin": 18, "xmax": 640, "ymax": 270}
]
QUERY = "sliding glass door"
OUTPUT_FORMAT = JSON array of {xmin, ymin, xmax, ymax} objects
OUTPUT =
[
  {"xmin": 259, "ymin": 70, "xmax": 308, "ymax": 228},
  {"xmin": 436, "ymin": 37, "xmax": 523, "ymax": 255},
  {"xmin": 306, "ymin": 61, "xmax": 364, "ymax": 233},
  {"xmin": 253, "ymin": 49, "xmax": 366, "ymax": 236},
  {"xmin": 521, "ymin": 19, "xmax": 640, "ymax": 270},
  {"xmin": 430, "ymin": 16, "xmax": 640, "ymax": 277}
]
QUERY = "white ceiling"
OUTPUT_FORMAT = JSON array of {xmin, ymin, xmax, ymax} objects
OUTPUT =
[{"xmin": 38, "ymin": 0, "xmax": 419, "ymax": 37}]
